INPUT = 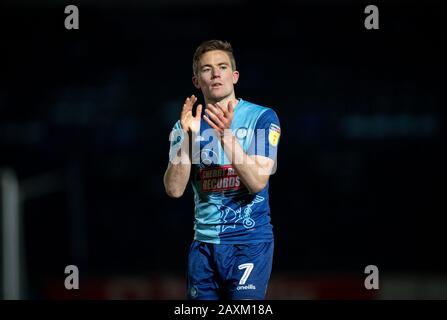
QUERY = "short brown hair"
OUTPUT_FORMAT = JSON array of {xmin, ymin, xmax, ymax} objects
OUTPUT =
[{"xmin": 192, "ymin": 40, "xmax": 236, "ymax": 76}]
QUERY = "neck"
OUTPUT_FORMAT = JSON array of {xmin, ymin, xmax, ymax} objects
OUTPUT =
[{"xmin": 205, "ymin": 94, "xmax": 239, "ymax": 110}]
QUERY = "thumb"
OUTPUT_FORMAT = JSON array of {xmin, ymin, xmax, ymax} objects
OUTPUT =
[{"xmin": 195, "ymin": 104, "xmax": 202, "ymax": 119}]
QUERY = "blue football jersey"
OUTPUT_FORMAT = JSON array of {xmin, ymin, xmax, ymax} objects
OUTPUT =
[{"xmin": 169, "ymin": 99, "xmax": 281, "ymax": 244}]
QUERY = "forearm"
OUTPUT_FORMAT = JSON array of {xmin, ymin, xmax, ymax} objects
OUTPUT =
[
  {"xmin": 220, "ymin": 134, "xmax": 270, "ymax": 194},
  {"xmin": 163, "ymin": 134, "xmax": 192, "ymax": 198}
]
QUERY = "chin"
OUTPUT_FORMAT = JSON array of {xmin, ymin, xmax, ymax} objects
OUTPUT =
[{"xmin": 209, "ymin": 92, "xmax": 230, "ymax": 102}]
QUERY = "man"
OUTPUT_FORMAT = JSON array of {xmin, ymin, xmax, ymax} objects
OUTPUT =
[{"xmin": 163, "ymin": 40, "xmax": 281, "ymax": 300}]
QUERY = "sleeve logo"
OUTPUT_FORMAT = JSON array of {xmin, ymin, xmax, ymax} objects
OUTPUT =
[
  {"xmin": 268, "ymin": 123, "xmax": 281, "ymax": 147},
  {"xmin": 236, "ymin": 127, "xmax": 248, "ymax": 139}
]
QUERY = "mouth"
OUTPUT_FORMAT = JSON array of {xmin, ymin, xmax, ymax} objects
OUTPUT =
[{"xmin": 211, "ymin": 83, "xmax": 223, "ymax": 88}]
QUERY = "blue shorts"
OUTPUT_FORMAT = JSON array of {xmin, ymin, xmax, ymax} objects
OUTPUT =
[{"xmin": 186, "ymin": 240, "xmax": 274, "ymax": 300}]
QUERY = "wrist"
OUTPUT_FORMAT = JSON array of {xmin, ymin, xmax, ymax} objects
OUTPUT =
[
  {"xmin": 179, "ymin": 123, "xmax": 188, "ymax": 135},
  {"xmin": 220, "ymin": 130, "xmax": 234, "ymax": 143}
]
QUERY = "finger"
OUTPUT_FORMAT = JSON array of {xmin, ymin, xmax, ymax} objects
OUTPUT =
[
  {"xmin": 207, "ymin": 104, "xmax": 223, "ymax": 117},
  {"xmin": 189, "ymin": 95, "xmax": 197, "ymax": 108},
  {"xmin": 216, "ymin": 103, "xmax": 228, "ymax": 117},
  {"xmin": 228, "ymin": 100, "xmax": 234, "ymax": 114},
  {"xmin": 211, "ymin": 105, "xmax": 228, "ymax": 123},
  {"xmin": 205, "ymin": 108, "xmax": 225, "ymax": 128},
  {"xmin": 184, "ymin": 95, "xmax": 196, "ymax": 109},
  {"xmin": 214, "ymin": 108, "xmax": 227, "ymax": 123},
  {"xmin": 182, "ymin": 110, "xmax": 192, "ymax": 119},
  {"xmin": 195, "ymin": 104, "xmax": 202, "ymax": 120},
  {"xmin": 203, "ymin": 114, "xmax": 221, "ymax": 133},
  {"xmin": 183, "ymin": 98, "xmax": 192, "ymax": 111},
  {"xmin": 205, "ymin": 107, "xmax": 223, "ymax": 124},
  {"xmin": 215, "ymin": 102, "xmax": 225, "ymax": 111}
]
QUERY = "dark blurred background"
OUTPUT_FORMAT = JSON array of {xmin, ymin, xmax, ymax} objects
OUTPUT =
[{"xmin": 1, "ymin": 0, "xmax": 445, "ymax": 299}]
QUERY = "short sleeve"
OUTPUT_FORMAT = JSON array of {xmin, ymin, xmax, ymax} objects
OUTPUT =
[{"xmin": 247, "ymin": 109, "xmax": 281, "ymax": 160}]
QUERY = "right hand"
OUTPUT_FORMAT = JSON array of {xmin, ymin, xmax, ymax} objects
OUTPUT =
[{"xmin": 180, "ymin": 95, "xmax": 202, "ymax": 134}]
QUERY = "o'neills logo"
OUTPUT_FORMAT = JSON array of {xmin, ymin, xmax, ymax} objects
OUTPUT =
[
  {"xmin": 200, "ymin": 165, "xmax": 243, "ymax": 192},
  {"xmin": 236, "ymin": 284, "xmax": 256, "ymax": 290}
]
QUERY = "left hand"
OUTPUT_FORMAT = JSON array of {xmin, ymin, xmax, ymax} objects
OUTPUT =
[{"xmin": 203, "ymin": 100, "xmax": 235, "ymax": 136}]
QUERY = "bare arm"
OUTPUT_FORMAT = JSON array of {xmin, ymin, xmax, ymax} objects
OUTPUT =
[
  {"xmin": 163, "ymin": 131, "xmax": 191, "ymax": 198},
  {"xmin": 204, "ymin": 101, "xmax": 275, "ymax": 194},
  {"xmin": 219, "ymin": 134, "xmax": 274, "ymax": 194},
  {"xmin": 163, "ymin": 95, "xmax": 202, "ymax": 198}
]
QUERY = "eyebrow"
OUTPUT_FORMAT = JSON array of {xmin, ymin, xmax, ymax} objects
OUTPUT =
[{"xmin": 201, "ymin": 62, "xmax": 230, "ymax": 69}]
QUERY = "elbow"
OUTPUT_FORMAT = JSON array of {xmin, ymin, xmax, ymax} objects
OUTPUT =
[
  {"xmin": 166, "ymin": 190, "xmax": 184, "ymax": 198},
  {"xmin": 248, "ymin": 187, "xmax": 263, "ymax": 194},
  {"xmin": 163, "ymin": 172, "xmax": 185, "ymax": 198},
  {"xmin": 247, "ymin": 181, "xmax": 267, "ymax": 194},
  {"xmin": 165, "ymin": 186, "xmax": 184, "ymax": 198}
]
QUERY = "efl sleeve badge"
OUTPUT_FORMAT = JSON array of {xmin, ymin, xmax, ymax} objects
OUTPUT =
[{"xmin": 268, "ymin": 123, "xmax": 281, "ymax": 147}]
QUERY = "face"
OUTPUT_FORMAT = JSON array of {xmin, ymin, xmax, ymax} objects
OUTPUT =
[{"xmin": 193, "ymin": 50, "xmax": 239, "ymax": 102}]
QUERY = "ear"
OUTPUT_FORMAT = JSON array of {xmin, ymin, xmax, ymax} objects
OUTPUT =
[
  {"xmin": 192, "ymin": 76, "xmax": 200, "ymax": 89},
  {"xmin": 232, "ymin": 70, "xmax": 240, "ymax": 84}
]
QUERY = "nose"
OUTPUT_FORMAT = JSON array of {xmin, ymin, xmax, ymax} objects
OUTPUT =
[{"xmin": 211, "ymin": 67, "xmax": 221, "ymax": 78}]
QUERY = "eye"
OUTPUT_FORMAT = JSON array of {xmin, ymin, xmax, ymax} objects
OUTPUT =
[
  {"xmin": 202, "ymin": 68, "xmax": 211, "ymax": 72},
  {"xmin": 220, "ymin": 65, "xmax": 227, "ymax": 70}
]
